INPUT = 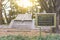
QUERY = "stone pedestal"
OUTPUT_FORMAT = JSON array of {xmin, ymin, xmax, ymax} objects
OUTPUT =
[{"xmin": 9, "ymin": 14, "xmax": 35, "ymax": 31}]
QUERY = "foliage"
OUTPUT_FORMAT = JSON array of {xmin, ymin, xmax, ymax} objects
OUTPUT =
[
  {"xmin": 38, "ymin": 0, "xmax": 56, "ymax": 13},
  {"xmin": 0, "ymin": 35, "xmax": 60, "ymax": 40}
]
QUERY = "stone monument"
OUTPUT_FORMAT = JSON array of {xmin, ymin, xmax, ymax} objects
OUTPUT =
[{"xmin": 9, "ymin": 14, "xmax": 35, "ymax": 31}]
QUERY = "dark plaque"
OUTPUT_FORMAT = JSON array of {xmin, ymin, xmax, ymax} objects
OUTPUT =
[{"xmin": 36, "ymin": 13, "xmax": 56, "ymax": 27}]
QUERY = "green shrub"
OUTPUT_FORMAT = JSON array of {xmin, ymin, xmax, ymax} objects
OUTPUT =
[{"xmin": 0, "ymin": 35, "xmax": 60, "ymax": 40}]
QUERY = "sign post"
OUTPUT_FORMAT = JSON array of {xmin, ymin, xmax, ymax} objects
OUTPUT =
[{"xmin": 35, "ymin": 13, "xmax": 56, "ymax": 39}]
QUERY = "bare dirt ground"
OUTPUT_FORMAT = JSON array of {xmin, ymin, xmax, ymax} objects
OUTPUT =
[{"xmin": 0, "ymin": 28, "xmax": 48, "ymax": 37}]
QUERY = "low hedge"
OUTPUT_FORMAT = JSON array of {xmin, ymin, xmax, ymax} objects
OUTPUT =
[{"xmin": 0, "ymin": 35, "xmax": 60, "ymax": 40}]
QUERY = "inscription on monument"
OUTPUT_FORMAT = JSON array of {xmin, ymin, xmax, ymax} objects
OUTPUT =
[{"xmin": 36, "ymin": 13, "xmax": 56, "ymax": 27}]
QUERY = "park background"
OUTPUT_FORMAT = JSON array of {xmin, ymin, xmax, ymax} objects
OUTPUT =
[{"xmin": 0, "ymin": 0, "xmax": 60, "ymax": 40}]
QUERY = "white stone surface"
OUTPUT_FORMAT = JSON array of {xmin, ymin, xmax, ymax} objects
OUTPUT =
[
  {"xmin": 15, "ymin": 14, "xmax": 32, "ymax": 20},
  {"xmin": 9, "ymin": 14, "xmax": 35, "ymax": 31}
]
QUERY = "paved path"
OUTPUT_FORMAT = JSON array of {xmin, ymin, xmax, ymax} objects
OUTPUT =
[{"xmin": 0, "ymin": 28, "xmax": 47, "ymax": 37}]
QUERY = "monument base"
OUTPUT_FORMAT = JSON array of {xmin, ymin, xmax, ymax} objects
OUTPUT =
[{"xmin": 9, "ymin": 14, "xmax": 35, "ymax": 31}]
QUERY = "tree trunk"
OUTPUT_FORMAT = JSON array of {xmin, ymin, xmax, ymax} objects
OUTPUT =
[
  {"xmin": 55, "ymin": 0, "xmax": 60, "ymax": 31},
  {"xmin": 4, "ymin": 9, "xmax": 9, "ymax": 24},
  {"xmin": 56, "ymin": 13, "xmax": 59, "ymax": 30},
  {"xmin": 0, "ymin": 0, "xmax": 4, "ymax": 24}
]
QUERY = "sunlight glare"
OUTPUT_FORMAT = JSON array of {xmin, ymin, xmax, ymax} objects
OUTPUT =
[{"xmin": 16, "ymin": 0, "xmax": 33, "ymax": 8}]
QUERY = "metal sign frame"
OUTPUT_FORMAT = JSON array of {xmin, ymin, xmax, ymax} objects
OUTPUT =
[{"xmin": 35, "ymin": 13, "xmax": 56, "ymax": 28}]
